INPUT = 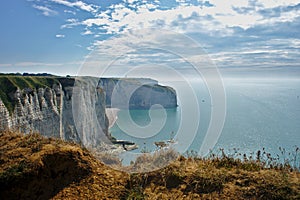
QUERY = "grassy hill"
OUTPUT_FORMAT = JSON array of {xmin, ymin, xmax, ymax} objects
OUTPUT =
[
  {"xmin": 0, "ymin": 131, "xmax": 128, "ymax": 199},
  {"xmin": 0, "ymin": 131, "xmax": 299, "ymax": 199}
]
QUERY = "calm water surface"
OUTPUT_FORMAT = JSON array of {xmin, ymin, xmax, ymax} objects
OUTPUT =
[{"xmin": 110, "ymin": 78, "xmax": 300, "ymax": 163}]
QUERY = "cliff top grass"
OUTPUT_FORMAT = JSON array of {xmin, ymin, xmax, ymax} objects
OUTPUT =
[
  {"xmin": 0, "ymin": 76, "xmax": 61, "ymax": 114},
  {"xmin": 0, "ymin": 131, "xmax": 299, "ymax": 200}
]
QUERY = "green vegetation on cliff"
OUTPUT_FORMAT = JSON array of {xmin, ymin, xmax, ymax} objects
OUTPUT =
[
  {"xmin": 0, "ymin": 76, "xmax": 60, "ymax": 114},
  {"xmin": 0, "ymin": 75, "xmax": 67, "ymax": 114}
]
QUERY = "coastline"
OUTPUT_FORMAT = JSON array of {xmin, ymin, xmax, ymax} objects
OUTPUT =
[{"xmin": 105, "ymin": 108, "xmax": 139, "ymax": 152}]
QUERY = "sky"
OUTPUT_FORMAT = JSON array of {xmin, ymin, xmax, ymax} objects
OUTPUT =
[{"xmin": 0, "ymin": 0, "xmax": 299, "ymax": 78}]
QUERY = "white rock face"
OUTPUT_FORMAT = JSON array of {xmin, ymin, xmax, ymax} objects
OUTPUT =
[
  {"xmin": 0, "ymin": 78, "xmax": 109, "ymax": 148},
  {"xmin": 99, "ymin": 78, "xmax": 177, "ymax": 109},
  {"xmin": 0, "ymin": 86, "xmax": 62, "ymax": 138},
  {"xmin": 62, "ymin": 77, "xmax": 109, "ymax": 147}
]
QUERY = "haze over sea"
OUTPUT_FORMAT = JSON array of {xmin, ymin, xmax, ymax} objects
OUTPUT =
[{"xmin": 110, "ymin": 78, "xmax": 300, "ymax": 163}]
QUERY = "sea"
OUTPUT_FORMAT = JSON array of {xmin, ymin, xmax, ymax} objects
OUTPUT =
[{"xmin": 110, "ymin": 78, "xmax": 300, "ymax": 166}]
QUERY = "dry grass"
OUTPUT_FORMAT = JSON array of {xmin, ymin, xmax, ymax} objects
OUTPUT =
[
  {"xmin": 0, "ymin": 130, "xmax": 299, "ymax": 200},
  {"xmin": 123, "ymin": 156, "xmax": 300, "ymax": 200},
  {"xmin": 0, "ymin": 130, "xmax": 128, "ymax": 200}
]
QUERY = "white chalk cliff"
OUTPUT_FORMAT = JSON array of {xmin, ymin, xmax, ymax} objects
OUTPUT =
[
  {"xmin": 0, "ymin": 76, "xmax": 177, "ymax": 148},
  {"xmin": 0, "ymin": 77, "xmax": 109, "ymax": 147},
  {"xmin": 99, "ymin": 78, "xmax": 177, "ymax": 109}
]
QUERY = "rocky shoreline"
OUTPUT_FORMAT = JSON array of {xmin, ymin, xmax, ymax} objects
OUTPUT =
[{"xmin": 105, "ymin": 108, "xmax": 138, "ymax": 152}]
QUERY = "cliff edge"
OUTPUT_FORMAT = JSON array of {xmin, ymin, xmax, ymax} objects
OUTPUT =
[{"xmin": 0, "ymin": 76, "xmax": 109, "ymax": 147}]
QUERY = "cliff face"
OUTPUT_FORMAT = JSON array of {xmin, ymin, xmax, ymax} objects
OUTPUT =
[
  {"xmin": 0, "ymin": 76, "xmax": 109, "ymax": 147},
  {"xmin": 0, "ymin": 85, "xmax": 62, "ymax": 139},
  {"xmin": 99, "ymin": 78, "xmax": 177, "ymax": 109},
  {"xmin": 0, "ymin": 76, "xmax": 177, "ymax": 147}
]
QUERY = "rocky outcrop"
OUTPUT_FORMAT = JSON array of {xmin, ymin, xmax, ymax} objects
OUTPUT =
[
  {"xmin": 0, "ymin": 77, "xmax": 109, "ymax": 147},
  {"xmin": 99, "ymin": 78, "xmax": 177, "ymax": 109}
]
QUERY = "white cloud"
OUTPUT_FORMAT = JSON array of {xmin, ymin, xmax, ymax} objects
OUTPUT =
[
  {"xmin": 64, "ymin": 9, "xmax": 76, "ymax": 15},
  {"xmin": 55, "ymin": 34, "xmax": 65, "ymax": 38},
  {"xmin": 124, "ymin": 0, "xmax": 138, "ymax": 4},
  {"xmin": 32, "ymin": 5, "xmax": 58, "ymax": 16},
  {"xmin": 72, "ymin": 0, "xmax": 299, "ymax": 38},
  {"xmin": 81, "ymin": 30, "xmax": 93, "ymax": 35},
  {"xmin": 61, "ymin": 18, "xmax": 80, "ymax": 28},
  {"xmin": 208, "ymin": 37, "xmax": 300, "ymax": 69},
  {"xmin": 256, "ymin": 0, "xmax": 299, "ymax": 9},
  {"xmin": 82, "ymin": 5, "xmax": 208, "ymax": 34},
  {"xmin": 26, "ymin": 0, "xmax": 300, "ymax": 76},
  {"xmin": 51, "ymin": 0, "xmax": 99, "ymax": 13},
  {"xmin": 78, "ymin": 29, "xmax": 228, "ymax": 80},
  {"xmin": 32, "ymin": 0, "xmax": 300, "ymax": 36},
  {"xmin": 88, "ymin": 29, "xmax": 210, "ymax": 66},
  {"xmin": 259, "ymin": 9, "xmax": 300, "ymax": 24}
]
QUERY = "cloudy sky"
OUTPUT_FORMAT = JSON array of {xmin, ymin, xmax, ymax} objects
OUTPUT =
[{"xmin": 0, "ymin": 0, "xmax": 299, "ymax": 78}]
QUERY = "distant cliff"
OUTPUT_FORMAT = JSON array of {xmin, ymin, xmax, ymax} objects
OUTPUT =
[{"xmin": 99, "ymin": 78, "xmax": 177, "ymax": 109}]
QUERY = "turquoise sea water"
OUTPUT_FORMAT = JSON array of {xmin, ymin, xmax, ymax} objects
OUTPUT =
[{"xmin": 110, "ymin": 78, "xmax": 300, "ymax": 164}]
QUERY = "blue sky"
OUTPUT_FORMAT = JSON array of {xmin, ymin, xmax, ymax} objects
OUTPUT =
[{"xmin": 0, "ymin": 0, "xmax": 299, "ymax": 78}]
